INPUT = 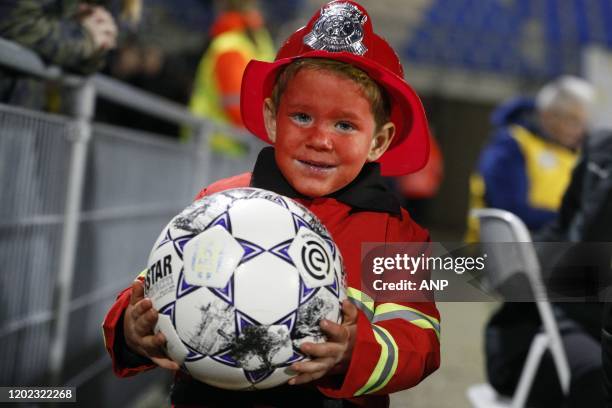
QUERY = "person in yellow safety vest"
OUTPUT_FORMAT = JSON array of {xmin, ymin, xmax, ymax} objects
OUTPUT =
[
  {"xmin": 473, "ymin": 77, "xmax": 600, "ymax": 408},
  {"xmin": 465, "ymin": 76, "xmax": 596, "ymax": 242},
  {"xmin": 186, "ymin": 0, "xmax": 275, "ymax": 157}
]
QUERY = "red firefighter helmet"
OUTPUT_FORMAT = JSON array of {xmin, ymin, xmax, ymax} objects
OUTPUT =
[{"xmin": 240, "ymin": 0, "xmax": 430, "ymax": 176}]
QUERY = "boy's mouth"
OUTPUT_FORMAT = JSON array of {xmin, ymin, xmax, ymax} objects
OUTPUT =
[{"xmin": 296, "ymin": 159, "xmax": 336, "ymax": 172}]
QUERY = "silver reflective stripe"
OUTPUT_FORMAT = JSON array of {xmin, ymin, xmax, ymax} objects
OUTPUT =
[
  {"xmin": 362, "ymin": 325, "xmax": 396, "ymax": 394},
  {"xmin": 373, "ymin": 309, "xmax": 441, "ymax": 335},
  {"xmin": 348, "ymin": 297, "xmax": 374, "ymax": 321}
]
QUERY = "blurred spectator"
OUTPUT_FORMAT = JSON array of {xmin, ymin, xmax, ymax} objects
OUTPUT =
[
  {"xmin": 0, "ymin": 0, "xmax": 141, "ymax": 110},
  {"xmin": 584, "ymin": 133, "xmax": 612, "ymax": 404},
  {"xmin": 484, "ymin": 130, "xmax": 612, "ymax": 407},
  {"xmin": 539, "ymin": 130, "xmax": 612, "ymax": 243},
  {"xmin": 478, "ymin": 78, "xmax": 605, "ymax": 408},
  {"xmin": 96, "ymin": 37, "xmax": 195, "ymax": 136},
  {"xmin": 465, "ymin": 76, "xmax": 596, "ymax": 242},
  {"xmin": 538, "ymin": 129, "xmax": 610, "ymax": 406},
  {"xmin": 186, "ymin": 0, "xmax": 274, "ymax": 155}
]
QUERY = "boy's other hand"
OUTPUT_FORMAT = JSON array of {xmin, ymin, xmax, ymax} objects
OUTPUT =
[
  {"xmin": 289, "ymin": 300, "xmax": 358, "ymax": 385},
  {"xmin": 123, "ymin": 280, "xmax": 180, "ymax": 371}
]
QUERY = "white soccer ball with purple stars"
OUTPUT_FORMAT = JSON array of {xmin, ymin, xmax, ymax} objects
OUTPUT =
[{"xmin": 144, "ymin": 188, "xmax": 346, "ymax": 390}]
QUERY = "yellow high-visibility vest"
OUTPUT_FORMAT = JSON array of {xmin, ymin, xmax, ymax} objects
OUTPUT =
[
  {"xmin": 465, "ymin": 126, "xmax": 578, "ymax": 241},
  {"xmin": 186, "ymin": 28, "xmax": 274, "ymax": 156}
]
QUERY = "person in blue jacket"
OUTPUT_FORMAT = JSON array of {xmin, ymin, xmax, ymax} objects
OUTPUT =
[
  {"xmin": 473, "ymin": 77, "xmax": 603, "ymax": 408},
  {"xmin": 466, "ymin": 76, "xmax": 595, "ymax": 241}
]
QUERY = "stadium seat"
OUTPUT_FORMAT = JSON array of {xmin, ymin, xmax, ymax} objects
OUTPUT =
[{"xmin": 465, "ymin": 209, "xmax": 570, "ymax": 408}]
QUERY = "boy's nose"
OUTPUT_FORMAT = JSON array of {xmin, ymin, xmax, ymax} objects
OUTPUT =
[{"xmin": 306, "ymin": 128, "xmax": 333, "ymax": 151}]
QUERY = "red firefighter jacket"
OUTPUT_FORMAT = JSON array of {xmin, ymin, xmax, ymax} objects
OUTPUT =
[{"xmin": 102, "ymin": 147, "xmax": 440, "ymax": 407}]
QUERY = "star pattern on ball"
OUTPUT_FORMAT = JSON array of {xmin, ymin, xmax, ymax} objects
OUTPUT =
[
  {"xmin": 176, "ymin": 269, "xmax": 200, "ymax": 299},
  {"xmin": 235, "ymin": 238, "xmax": 266, "ymax": 265},
  {"xmin": 268, "ymin": 239, "xmax": 294, "ymax": 265},
  {"xmin": 206, "ymin": 211, "xmax": 232, "ymax": 233},
  {"xmin": 208, "ymin": 310, "xmax": 306, "ymax": 385},
  {"xmin": 155, "ymin": 228, "xmax": 195, "ymax": 262}
]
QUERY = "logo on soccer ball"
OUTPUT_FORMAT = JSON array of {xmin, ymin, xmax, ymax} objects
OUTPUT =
[
  {"xmin": 304, "ymin": 2, "xmax": 368, "ymax": 55},
  {"xmin": 301, "ymin": 239, "xmax": 331, "ymax": 280},
  {"xmin": 290, "ymin": 227, "xmax": 335, "ymax": 288}
]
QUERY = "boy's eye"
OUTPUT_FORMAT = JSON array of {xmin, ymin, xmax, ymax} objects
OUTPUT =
[
  {"xmin": 335, "ymin": 121, "xmax": 356, "ymax": 132},
  {"xmin": 290, "ymin": 113, "xmax": 312, "ymax": 125}
]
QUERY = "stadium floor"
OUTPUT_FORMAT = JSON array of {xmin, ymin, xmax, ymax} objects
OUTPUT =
[{"xmin": 390, "ymin": 302, "xmax": 495, "ymax": 408}]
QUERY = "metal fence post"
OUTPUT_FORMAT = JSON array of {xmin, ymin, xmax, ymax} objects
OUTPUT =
[
  {"xmin": 190, "ymin": 122, "xmax": 212, "ymax": 196},
  {"xmin": 48, "ymin": 78, "xmax": 95, "ymax": 385}
]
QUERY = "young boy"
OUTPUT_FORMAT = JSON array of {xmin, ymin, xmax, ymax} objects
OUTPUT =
[{"xmin": 103, "ymin": 1, "xmax": 440, "ymax": 406}]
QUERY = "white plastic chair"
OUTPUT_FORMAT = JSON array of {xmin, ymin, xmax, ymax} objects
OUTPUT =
[{"xmin": 466, "ymin": 209, "xmax": 570, "ymax": 408}]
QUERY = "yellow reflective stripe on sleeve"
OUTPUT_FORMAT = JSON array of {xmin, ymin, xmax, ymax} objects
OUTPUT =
[
  {"xmin": 374, "ymin": 303, "xmax": 440, "ymax": 326},
  {"xmin": 347, "ymin": 287, "xmax": 375, "ymax": 321},
  {"xmin": 137, "ymin": 269, "xmax": 147, "ymax": 279},
  {"xmin": 373, "ymin": 303, "xmax": 440, "ymax": 339},
  {"xmin": 354, "ymin": 324, "xmax": 399, "ymax": 396}
]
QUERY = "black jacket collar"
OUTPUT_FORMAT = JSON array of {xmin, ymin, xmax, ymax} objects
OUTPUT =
[{"xmin": 250, "ymin": 147, "xmax": 402, "ymax": 217}]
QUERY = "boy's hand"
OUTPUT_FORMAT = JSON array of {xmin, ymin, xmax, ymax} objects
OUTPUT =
[
  {"xmin": 289, "ymin": 300, "xmax": 358, "ymax": 385},
  {"xmin": 123, "ymin": 280, "xmax": 180, "ymax": 371}
]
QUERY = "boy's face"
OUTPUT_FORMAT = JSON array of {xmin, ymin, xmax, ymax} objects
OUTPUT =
[{"xmin": 263, "ymin": 67, "xmax": 395, "ymax": 198}]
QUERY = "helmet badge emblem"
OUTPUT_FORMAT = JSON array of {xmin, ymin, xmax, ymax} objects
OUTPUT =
[{"xmin": 303, "ymin": 2, "xmax": 368, "ymax": 56}]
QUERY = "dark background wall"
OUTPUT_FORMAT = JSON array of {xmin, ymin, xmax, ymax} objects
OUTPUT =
[{"xmin": 419, "ymin": 96, "xmax": 497, "ymax": 239}]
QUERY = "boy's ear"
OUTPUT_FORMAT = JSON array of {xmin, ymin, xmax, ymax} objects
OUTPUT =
[
  {"xmin": 367, "ymin": 122, "xmax": 395, "ymax": 162},
  {"xmin": 263, "ymin": 98, "xmax": 277, "ymax": 143}
]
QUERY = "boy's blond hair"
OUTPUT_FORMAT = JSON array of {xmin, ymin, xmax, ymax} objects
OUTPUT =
[{"xmin": 270, "ymin": 58, "xmax": 391, "ymax": 131}]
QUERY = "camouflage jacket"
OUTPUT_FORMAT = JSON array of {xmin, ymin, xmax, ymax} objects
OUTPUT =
[
  {"xmin": 0, "ymin": 0, "xmax": 109, "ymax": 108},
  {"xmin": 0, "ymin": 0, "xmax": 109, "ymax": 73}
]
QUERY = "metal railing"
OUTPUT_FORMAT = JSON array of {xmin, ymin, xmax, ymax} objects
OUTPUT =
[{"xmin": 0, "ymin": 37, "xmax": 264, "ymax": 403}]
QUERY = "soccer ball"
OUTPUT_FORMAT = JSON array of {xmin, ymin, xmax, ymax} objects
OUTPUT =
[{"xmin": 144, "ymin": 187, "xmax": 346, "ymax": 390}]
